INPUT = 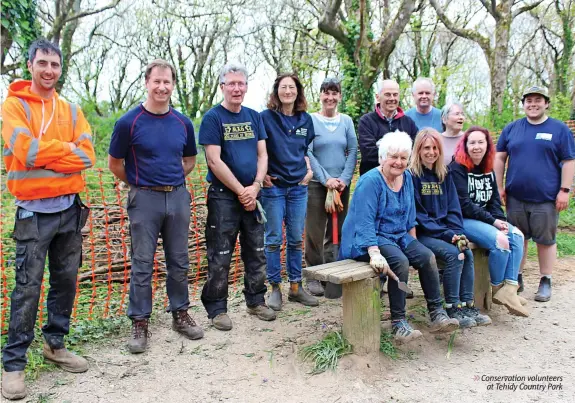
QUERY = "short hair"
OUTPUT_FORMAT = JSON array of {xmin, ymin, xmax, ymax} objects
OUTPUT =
[
  {"xmin": 409, "ymin": 128, "xmax": 447, "ymax": 183},
  {"xmin": 377, "ymin": 131, "xmax": 413, "ymax": 162},
  {"xmin": 412, "ymin": 77, "xmax": 435, "ymax": 94},
  {"xmin": 267, "ymin": 73, "xmax": 308, "ymax": 113},
  {"xmin": 28, "ymin": 39, "xmax": 62, "ymax": 64},
  {"xmin": 319, "ymin": 77, "xmax": 341, "ymax": 93},
  {"xmin": 453, "ymin": 126, "xmax": 496, "ymax": 174},
  {"xmin": 441, "ymin": 102, "xmax": 464, "ymax": 131},
  {"xmin": 377, "ymin": 79, "xmax": 399, "ymax": 95},
  {"xmin": 219, "ymin": 62, "xmax": 248, "ymax": 84},
  {"xmin": 145, "ymin": 59, "xmax": 176, "ymax": 82}
]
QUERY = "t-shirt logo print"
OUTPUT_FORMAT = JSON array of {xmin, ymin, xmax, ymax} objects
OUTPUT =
[
  {"xmin": 223, "ymin": 122, "xmax": 255, "ymax": 141},
  {"xmin": 295, "ymin": 128, "xmax": 307, "ymax": 137},
  {"xmin": 468, "ymin": 174, "xmax": 493, "ymax": 205}
]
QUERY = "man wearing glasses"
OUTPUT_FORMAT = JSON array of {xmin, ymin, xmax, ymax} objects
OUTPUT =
[{"xmin": 199, "ymin": 62, "xmax": 276, "ymax": 331}]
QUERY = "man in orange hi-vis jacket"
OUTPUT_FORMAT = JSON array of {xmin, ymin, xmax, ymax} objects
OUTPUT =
[{"xmin": 1, "ymin": 39, "xmax": 95, "ymax": 401}]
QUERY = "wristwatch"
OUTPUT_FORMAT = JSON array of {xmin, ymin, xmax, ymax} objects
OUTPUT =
[
  {"xmin": 560, "ymin": 187, "xmax": 571, "ymax": 193},
  {"xmin": 254, "ymin": 180, "xmax": 264, "ymax": 188}
]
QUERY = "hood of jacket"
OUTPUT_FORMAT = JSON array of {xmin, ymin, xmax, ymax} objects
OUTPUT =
[
  {"xmin": 8, "ymin": 80, "xmax": 59, "ymax": 103},
  {"xmin": 375, "ymin": 104, "xmax": 405, "ymax": 122}
]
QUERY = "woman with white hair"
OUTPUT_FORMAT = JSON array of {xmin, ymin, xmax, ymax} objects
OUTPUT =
[
  {"xmin": 339, "ymin": 131, "xmax": 459, "ymax": 343},
  {"xmin": 440, "ymin": 102, "xmax": 466, "ymax": 165}
]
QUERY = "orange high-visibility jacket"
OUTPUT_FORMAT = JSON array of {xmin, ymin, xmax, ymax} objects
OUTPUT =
[{"xmin": 2, "ymin": 80, "xmax": 96, "ymax": 201}]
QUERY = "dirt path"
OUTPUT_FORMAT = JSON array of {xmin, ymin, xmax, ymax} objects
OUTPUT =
[{"xmin": 27, "ymin": 258, "xmax": 575, "ymax": 403}]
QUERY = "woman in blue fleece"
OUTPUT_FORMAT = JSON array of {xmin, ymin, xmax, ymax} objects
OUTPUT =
[
  {"xmin": 339, "ymin": 131, "xmax": 459, "ymax": 343},
  {"xmin": 410, "ymin": 128, "xmax": 491, "ymax": 327},
  {"xmin": 260, "ymin": 73, "xmax": 318, "ymax": 310}
]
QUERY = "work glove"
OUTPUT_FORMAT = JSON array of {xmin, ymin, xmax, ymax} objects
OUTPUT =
[
  {"xmin": 368, "ymin": 248, "xmax": 390, "ymax": 274},
  {"xmin": 325, "ymin": 188, "xmax": 335, "ymax": 213},
  {"xmin": 333, "ymin": 190, "xmax": 344, "ymax": 212}
]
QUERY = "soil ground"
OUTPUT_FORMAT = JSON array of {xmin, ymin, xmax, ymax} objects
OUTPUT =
[{"xmin": 23, "ymin": 257, "xmax": 575, "ymax": 403}]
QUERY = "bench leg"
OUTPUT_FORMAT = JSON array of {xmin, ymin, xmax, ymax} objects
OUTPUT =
[
  {"xmin": 473, "ymin": 249, "xmax": 492, "ymax": 311},
  {"xmin": 342, "ymin": 277, "xmax": 381, "ymax": 355}
]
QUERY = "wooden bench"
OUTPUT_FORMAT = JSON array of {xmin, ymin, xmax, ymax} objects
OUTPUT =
[{"xmin": 303, "ymin": 259, "xmax": 380, "ymax": 355}]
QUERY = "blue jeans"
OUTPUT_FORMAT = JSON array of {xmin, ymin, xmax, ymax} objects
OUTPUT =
[
  {"xmin": 462, "ymin": 219, "xmax": 524, "ymax": 286},
  {"xmin": 261, "ymin": 184, "xmax": 308, "ymax": 283},
  {"xmin": 419, "ymin": 236, "xmax": 474, "ymax": 305}
]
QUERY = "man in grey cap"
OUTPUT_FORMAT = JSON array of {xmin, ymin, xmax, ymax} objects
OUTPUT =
[{"xmin": 494, "ymin": 86, "xmax": 575, "ymax": 302}]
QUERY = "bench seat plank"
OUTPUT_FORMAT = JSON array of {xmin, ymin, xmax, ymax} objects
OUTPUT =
[{"xmin": 303, "ymin": 261, "xmax": 369, "ymax": 282}]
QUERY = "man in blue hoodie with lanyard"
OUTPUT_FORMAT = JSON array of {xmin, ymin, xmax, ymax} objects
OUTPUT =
[
  {"xmin": 357, "ymin": 79, "xmax": 419, "ymax": 175},
  {"xmin": 199, "ymin": 62, "xmax": 276, "ymax": 331}
]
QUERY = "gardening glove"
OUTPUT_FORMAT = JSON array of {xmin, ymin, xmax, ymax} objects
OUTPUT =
[
  {"xmin": 333, "ymin": 190, "xmax": 344, "ymax": 213},
  {"xmin": 456, "ymin": 234, "xmax": 469, "ymax": 252},
  {"xmin": 368, "ymin": 248, "xmax": 390, "ymax": 274},
  {"xmin": 325, "ymin": 188, "xmax": 336, "ymax": 213}
]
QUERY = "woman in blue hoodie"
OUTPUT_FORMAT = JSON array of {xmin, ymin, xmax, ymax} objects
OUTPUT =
[
  {"xmin": 410, "ymin": 128, "xmax": 491, "ymax": 328},
  {"xmin": 260, "ymin": 73, "xmax": 317, "ymax": 310}
]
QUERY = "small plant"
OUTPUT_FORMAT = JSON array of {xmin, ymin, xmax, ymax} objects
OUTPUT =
[
  {"xmin": 379, "ymin": 331, "xmax": 399, "ymax": 360},
  {"xmin": 301, "ymin": 331, "xmax": 352, "ymax": 374},
  {"xmin": 446, "ymin": 330, "xmax": 459, "ymax": 359}
]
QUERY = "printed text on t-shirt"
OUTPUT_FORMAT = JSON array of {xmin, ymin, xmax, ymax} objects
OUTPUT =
[
  {"xmin": 468, "ymin": 173, "xmax": 493, "ymax": 204},
  {"xmin": 223, "ymin": 122, "xmax": 255, "ymax": 141}
]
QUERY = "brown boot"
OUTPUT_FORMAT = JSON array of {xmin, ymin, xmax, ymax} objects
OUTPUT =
[
  {"xmin": 172, "ymin": 310, "xmax": 204, "ymax": 340},
  {"xmin": 43, "ymin": 344, "xmax": 88, "ymax": 373},
  {"xmin": 288, "ymin": 282, "xmax": 319, "ymax": 306},
  {"xmin": 127, "ymin": 319, "xmax": 150, "ymax": 354},
  {"xmin": 492, "ymin": 284, "xmax": 527, "ymax": 305},
  {"xmin": 493, "ymin": 282, "xmax": 529, "ymax": 317},
  {"xmin": 1, "ymin": 370, "xmax": 26, "ymax": 400}
]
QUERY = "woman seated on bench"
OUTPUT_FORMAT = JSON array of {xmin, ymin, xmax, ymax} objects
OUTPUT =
[
  {"xmin": 410, "ymin": 128, "xmax": 491, "ymax": 328},
  {"xmin": 450, "ymin": 126, "xmax": 529, "ymax": 317},
  {"xmin": 339, "ymin": 131, "xmax": 459, "ymax": 343}
]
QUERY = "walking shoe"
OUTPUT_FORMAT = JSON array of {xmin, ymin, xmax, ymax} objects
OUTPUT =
[
  {"xmin": 172, "ymin": 310, "xmax": 204, "ymax": 340},
  {"xmin": 428, "ymin": 308, "xmax": 460, "ymax": 333},
  {"xmin": 43, "ymin": 343, "xmax": 88, "ymax": 373},
  {"xmin": 306, "ymin": 279, "xmax": 325, "ymax": 296},
  {"xmin": 211, "ymin": 313, "xmax": 233, "ymax": 331},
  {"xmin": 517, "ymin": 273, "xmax": 524, "ymax": 293},
  {"xmin": 493, "ymin": 282, "xmax": 529, "ymax": 317},
  {"xmin": 247, "ymin": 304, "xmax": 277, "ymax": 321},
  {"xmin": 288, "ymin": 282, "xmax": 319, "ymax": 306},
  {"xmin": 493, "ymin": 283, "xmax": 527, "ymax": 306},
  {"xmin": 267, "ymin": 283, "xmax": 283, "ymax": 311},
  {"xmin": 127, "ymin": 319, "xmax": 150, "ymax": 354},
  {"xmin": 391, "ymin": 319, "xmax": 422, "ymax": 344},
  {"xmin": 1, "ymin": 370, "xmax": 26, "ymax": 400},
  {"xmin": 462, "ymin": 302, "xmax": 492, "ymax": 326},
  {"xmin": 446, "ymin": 305, "xmax": 476, "ymax": 329},
  {"xmin": 535, "ymin": 277, "xmax": 552, "ymax": 302},
  {"xmin": 324, "ymin": 282, "xmax": 343, "ymax": 299}
]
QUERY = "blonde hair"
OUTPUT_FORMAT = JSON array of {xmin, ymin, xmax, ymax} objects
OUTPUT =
[{"xmin": 409, "ymin": 128, "xmax": 447, "ymax": 183}]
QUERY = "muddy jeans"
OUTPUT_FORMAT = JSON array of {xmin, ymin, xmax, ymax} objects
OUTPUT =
[
  {"xmin": 201, "ymin": 185, "xmax": 267, "ymax": 319},
  {"xmin": 304, "ymin": 182, "xmax": 350, "ymax": 266},
  {"xmin": 2, "ymin": 197, "xmax": 89, "ymax": 372},
  {"xmin": 357, "ymin": 240, "xmax": 443, "ymax": 321},
  {"xmin": 127, "ymin": 186, "xmax": 191, "ymax": 320}
]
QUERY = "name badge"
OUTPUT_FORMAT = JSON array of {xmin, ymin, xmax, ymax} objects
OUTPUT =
[{"xmin": 535, "ymin": 132, "xmax": 552, "ymax": 141}]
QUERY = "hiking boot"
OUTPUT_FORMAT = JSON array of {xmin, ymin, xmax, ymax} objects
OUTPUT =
[
  {"xmin": 1, "ymin": 370, "xmax": 26, "ymax": 400},
  {"xmin": 324, "ymin": 282, "xmax": 343, "ymax": 299},
  {"xmin": 428, "ymin": 308, "xmax": 460, "ymax": 333},
  {"xmin": 268, "ymin": 283, "xmax": 283, "ymax": 311},
  {"xmin": 247, "ymin": 304, "xmax": 277, "ymax": 321},
  {"xmin": 172, "ymin": 310, "xmax": 204, "ymax": 340},
  {"xmin": 446, "ymin": 305, "xmax": 476, "ymax": 329},
  {"xmin": 535, "ymin": 277, "xmax": 552, "ymax": 302},
  {"xmin": 127, "ymin": 319, "xmax": 150, "ymax": 354},
  {"xmin": 493, "ymin": 282, "xmax": 530, "ymax": 317},
  {"xmin": 211, "ymin": 313, "xmax": 233, "ymax": 331},
  {"xmin": 306, "ymin": 279, "xmax": 324, "ymax": 296},
  {"xmin": 517, "ymin": 273, "xmax": 524, "ymax": 293},
  {"xmin": 288, "ymin": 282, "xmax": 319, "ymax": 307},
  {"xmin": 462, "ymin": 302, "xmax": 492, "ymax": 326},
  {"xmin": 391, "ymin": 319, "xmax": 422, "ymax": 344},
  {"xmin": 493, "ymin": 283, "xmax": 527, "ymax": 306},
  {"xmin": 43, "ymin": 344, "xmax": 88, "ymax": 373}
]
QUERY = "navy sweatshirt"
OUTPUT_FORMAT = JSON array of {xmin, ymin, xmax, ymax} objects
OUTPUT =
[
  {"xmin": 412, "ymin": 167, "xmax": 464, "ymax": 243},
  {"xmin": 260, "ymin": 109, "xmax": 315, "ymax": 187},
  {"xmin": 357, "ymin": 106, "xmax": 418, "ymax": 175},
  {"xmin": 449, "ymin": 161, "xmax": 506, "ymax": 224}
]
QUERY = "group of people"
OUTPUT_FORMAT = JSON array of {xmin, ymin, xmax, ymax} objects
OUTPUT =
[{"xmin": 2, "ymin": 39, "xmax": 574, "ymax": 400}]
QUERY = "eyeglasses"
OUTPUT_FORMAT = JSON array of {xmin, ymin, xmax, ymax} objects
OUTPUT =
[{"xmin": 222, "ymin": 82, "xmax": 247, "ymax": 89}]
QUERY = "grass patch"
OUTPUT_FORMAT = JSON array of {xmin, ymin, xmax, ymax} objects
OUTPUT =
[
  {"xmin": 446, "ymin": 330, "xmax": 459, "ymax": 359},
  {"xmin": 558, "ymin": 198, "xmax": 575, "ymax": 228},
  {"xmin": 526, "ymin": 232, "xmax": 575, "ymax": 259},
  {"xmin": 380, "ymin": 331, "xmax": 399, "ymax": 360},
  {"xmin": 301, "ymin": 331, "xmax": 352, "ymax": 374}
]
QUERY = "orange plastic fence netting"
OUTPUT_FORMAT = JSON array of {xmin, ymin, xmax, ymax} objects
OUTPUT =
[{"xmin": 1, "ymin": 121, "xmax": 574, "ymax": 333}]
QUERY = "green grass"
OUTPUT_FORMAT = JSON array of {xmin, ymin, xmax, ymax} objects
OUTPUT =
[
  {"xmin": 526, "ymin": 232, "xmax": 575, "ymax": 259},
  {"xmin": 379, "ymin": 331, "xmax": 399, "ymax": 360},
  {"xmin": 301, "ymin": 331, "xmax": 353, "ymax": 374},
  {"xmin": 558, "ymin": 198, "xmax": 575, "ymax": 228}
]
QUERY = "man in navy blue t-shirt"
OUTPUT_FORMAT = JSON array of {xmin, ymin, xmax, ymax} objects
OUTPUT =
[
  {"xmin": 495, "ymin": 86, "xmax": 575, "ymax": 302},
  {"xmin": 199, "ymin": 62, "xmax": 276, "ymax": 330},
  {"xmin": 108, "ymin": 59, "xmax": 203, "ymax": 352}
]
